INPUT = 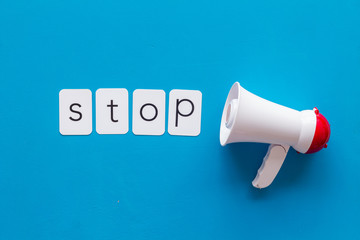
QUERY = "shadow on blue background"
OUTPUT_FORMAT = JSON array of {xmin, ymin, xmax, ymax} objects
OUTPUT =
[{"xmin": 0, "ymin": 0, "xmax": 359, "ymax": 239}]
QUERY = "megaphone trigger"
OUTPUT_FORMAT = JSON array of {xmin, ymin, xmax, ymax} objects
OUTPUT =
[{"xmin": 252, "ymin": 144, "xmax": 289, "ymax": 189}]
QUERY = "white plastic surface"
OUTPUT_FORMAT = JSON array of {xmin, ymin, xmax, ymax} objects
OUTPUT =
[
  {"xmin": 220, "ymin": 82, "xmax": 316, "ymax": 153},
  {"xmin": 168, "ymin": 90, "xmax": 202, "ymax": 136},
  {"xmin": 96, "ymin": 88, "xmax": 129, "ymax": 134},
  {"xmin": 132, "ymin": 89, "xmax": 166, "ymax": 135},
  {"xmin": 59, "ymin": 89, "xmax": 92, "ymax": 135},
  {"xmin": 252, "ymin": 144, "xmax": 289, "ymax": 189}
]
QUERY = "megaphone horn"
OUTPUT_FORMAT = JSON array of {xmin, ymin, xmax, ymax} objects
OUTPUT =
[{"xmin": 220, "ymin": 82, "xmax": 330, "ymax": 189}]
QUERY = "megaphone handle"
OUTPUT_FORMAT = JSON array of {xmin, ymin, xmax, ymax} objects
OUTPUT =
[{"xmin": 252, "ymin": 144, "xmax": 290, "ymax": 189}]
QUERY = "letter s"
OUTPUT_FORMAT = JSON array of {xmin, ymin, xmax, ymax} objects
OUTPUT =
[{"xmin": 69, "ymin": 103, "xmax": 82, "ymax": 121}]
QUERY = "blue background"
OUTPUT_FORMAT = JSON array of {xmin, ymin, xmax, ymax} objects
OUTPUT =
[{"xmin": 0, "ymin": 0, "xmax": 359, "ymax": 239}]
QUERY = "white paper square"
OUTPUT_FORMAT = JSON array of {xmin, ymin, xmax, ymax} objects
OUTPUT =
[
  {"xmin": 59, "ymin": 89, "xmax": 92, "ymax": 135},
  {"xmin": 132, "ymin": 89, "xmax": 166, "ymax": 135},
  {"xmin": 168, "ymin": 90, "xmax": 202, "ymax": 136},
  {"xmin": 96, "ymin": 88, "xmax": 129, "ymax": 134}
]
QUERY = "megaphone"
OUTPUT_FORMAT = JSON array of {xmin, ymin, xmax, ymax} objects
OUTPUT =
[{"xmin": 220, "ymin": 82, "xmax": 330, "ymax": 189}]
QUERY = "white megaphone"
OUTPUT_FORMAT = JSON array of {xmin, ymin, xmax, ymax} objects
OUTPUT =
[{"xmin": 220, "ymin": 82, "xmax": 330, "ymax": 189}]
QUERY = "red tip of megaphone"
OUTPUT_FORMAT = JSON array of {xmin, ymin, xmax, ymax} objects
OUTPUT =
[{"xmin": 306, "ymin": 107, "xmax": 331, "ymax": 154}]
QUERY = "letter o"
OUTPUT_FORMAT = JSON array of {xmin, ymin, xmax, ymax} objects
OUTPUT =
[{"xmin": 140, "ymin": 103, "xmax": 158, "ymax": 121}]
